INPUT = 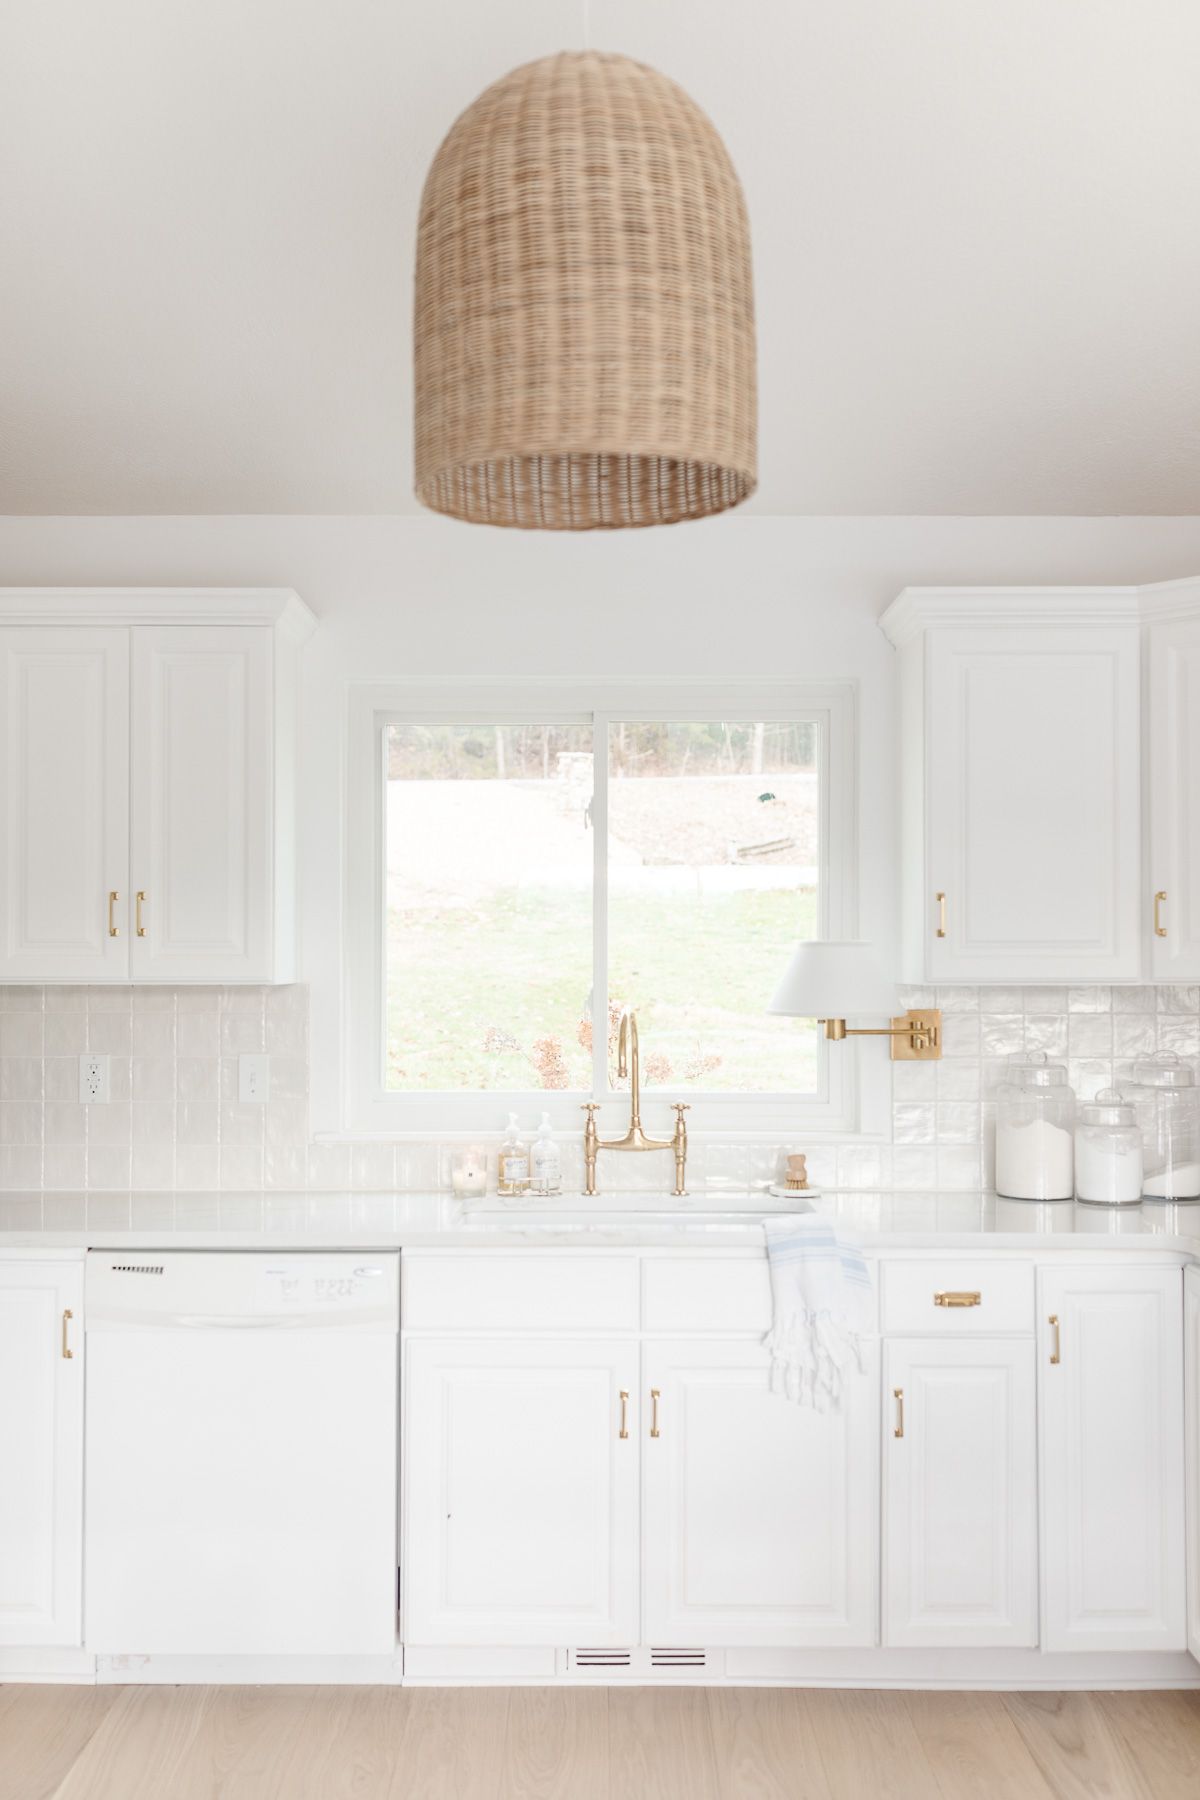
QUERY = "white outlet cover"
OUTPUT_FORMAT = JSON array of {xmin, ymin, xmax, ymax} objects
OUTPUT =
[
  {"xmin": 238, "ymin": 1054, "xmax": 270, "ymax": 1104},
  {"xmin": 79, "ymin": 1055, "xmax": 110, "ymax": 1104}
]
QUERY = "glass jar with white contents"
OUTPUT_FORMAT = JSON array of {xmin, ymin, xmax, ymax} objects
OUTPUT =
[
  {"xmin": 1073, "ymin": 1088, "xmax": 1143, "ymax": 1205},
  {"xmin": 994, "ymin": 1053, "xmax": 1076, "ymax": 1201},
  {"xmin": 1120, "ymin": 1052, "xmax": 1200, "ymax": 1201}
]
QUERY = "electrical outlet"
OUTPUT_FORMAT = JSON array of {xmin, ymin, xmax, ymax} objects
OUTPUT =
[
  {"xmin": 79, "ymin": 1055, "xmax": 110, "ymax": 1104},
  {"xmin": 238, "ymin": 1054, "xmax": 270, "ymax": 1104}
]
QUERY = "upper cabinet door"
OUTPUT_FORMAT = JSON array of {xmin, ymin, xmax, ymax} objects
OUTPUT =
[
  {"xmin": 129, "ymin": 628, "xmax": 275, "ymax": 982},
  {"xmin": 642, "ymin": 1339, "xmax": 879, "ymax": 1648},
  {"xmin": 0, "ymin": 629, "xmax": 129, "ymax": 980},
  {"xmin": 1039, "ymin": 1266, "xmax": 1186, "ymax": 1653},
  {"xmin": 0, "ymin": 1260, "xmax": 84, "ymax": 1647},
  {"xmin": 926, "ymin": 626, "xmax": 1141, "ymax": 982},
  {"xmin": 1149, "ymin": 616, "xmax": 1200, "ymax": 979}
]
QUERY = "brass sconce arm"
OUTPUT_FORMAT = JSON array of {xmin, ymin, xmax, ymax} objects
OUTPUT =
[{"xmin": 819, "ymin": 1009, "xmax": 942, "ymax": 1062}]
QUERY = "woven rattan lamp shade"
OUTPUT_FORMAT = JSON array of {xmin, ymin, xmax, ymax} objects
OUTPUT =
[{"xmin": 414, "ymin": 51, "xmax": 756, "ymax": 529}]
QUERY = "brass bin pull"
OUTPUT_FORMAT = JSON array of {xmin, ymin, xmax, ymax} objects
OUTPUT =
[
  {"xmin": 136, "ymin": 890, "xmax": 147, "ymax": 938},
  {"xmin": 108, "ymin": 891, "xmax": 120, "ymax": 938},
  {"xmin": 1049, "ymin": 1314, "xmax": 1061, "ymax": 1365},
  {"xmin": 62, "ymin": 1309, "xmax": 73, "ymax": 1361},
  {"xmin": 934, "ymin": 1290, "xmax": 982, "ymax": 1308},
  {"xmin": 893, "ymin": 1387, "xmax": 904, "ymax": 1438},
  {"xmin": 935, "ymin": 892, "xmax": 947, "ymax": 939},
  {"xmin": 649, "ymin": 1388, "xmax": 661, "ymax": 1439},
  {"xmin": 618, "ymin": 1390, "xmax": 629, "ymax": 1441},
  {"xmin": 1155, "ymin": 891, "xmax": 1168, "ymax": 939}
]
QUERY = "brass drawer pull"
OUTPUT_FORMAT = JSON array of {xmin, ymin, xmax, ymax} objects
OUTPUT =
[
  {"xmin": 893, "ymin": 1387, "xmax": 904, "ymax": 1438},
  {"xmin": 934, "ymin": 1290, "xmax": 982, "ymax": 1308},
  {"xmin": 618, "ymin": 1389, "xmax": 629, "ymax": 1440},
  {"xmin": 1049, "ymin": 1313, "xmax": 1061, "ymax": 1365},
  {"xmin": 136, "ymin": 890, "xmax": 147, "ymax": 938},
  {"xmin": 936, "ymin": 892, "xmax": 947, "ymax": 938},
  {"xmin": 62, "ymin": 1309, "xmax": 73, "ymax": 1360},
  {"xmin": 1155, "ymin": 891, "xmax": 1168, "ymax": 938},
  {"xmin": 108, "ymin": 891, "xmax": 120, "ymax": 938},
  {"xmin": 649, "ymin": 1388, "xmax": 661, "ymax": 1439}
]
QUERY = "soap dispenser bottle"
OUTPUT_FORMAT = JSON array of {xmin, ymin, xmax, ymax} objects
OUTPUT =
[
  {"xmin": 530, "ymin": 1113, "xmax": 562, "ymax": 1197},
  {"xmin": 497, "ymin": 1113, "xmax": 530, "ymax": 1197}
]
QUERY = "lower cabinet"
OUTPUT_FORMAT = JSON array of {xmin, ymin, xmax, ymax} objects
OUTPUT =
[
  {"xmin": 1187, "ymin": 1267, "xmax": 1200, "ymax": 1666},
  {"xmin": 0, "ymin": 1260, "xmax": 84, "ymax": 1647},
  {"xmin": 1039, "ymin": 1267, "xmax": 1186, "ymax": 1652},
  {"xmin": 402, "ymin": 1337, "xmax": 639, "ymax": 1647},
  {"xmin": 882, "ymin": 1338, "xmax": 1037, "ymax": 1647},
  {"xmin": 642, "ymin": 1339, "xmax": 879, "ymax": 1647}
]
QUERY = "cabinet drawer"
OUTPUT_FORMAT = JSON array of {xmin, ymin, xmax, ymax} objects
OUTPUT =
[
  {"xmin": 880, "ymin": 1260, "xmax": 1033, "ymax": 1334},
  {"xmin": 402, "ymin": 1253, "xmax": 639, "ymax": 1333},
  {"xmin": 642, "ymin": 1256, "xmax": 773, "ymax": 1333}
]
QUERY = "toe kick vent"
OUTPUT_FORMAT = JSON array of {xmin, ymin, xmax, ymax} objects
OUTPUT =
[
  {"xmin": 651, "ymin": 1648, "xmax": 709, "ymax": 1670},
  {"xmin": 567, "ymin": 1646, "xmax": 712, "ymax": 1677},
  {"xmin": 570, "ymin": 1648, "xmax": 634, "ymax": 1670}
]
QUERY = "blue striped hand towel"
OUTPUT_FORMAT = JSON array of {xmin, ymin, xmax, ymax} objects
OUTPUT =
[{"xmin": 762, "ymin": 1215, "xmax": 873, "ymax": 1409}]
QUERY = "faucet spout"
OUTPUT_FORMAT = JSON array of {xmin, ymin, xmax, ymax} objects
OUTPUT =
[{"xmin": 582, "ymin": 1007, "xmax": 690, "ymax": 1197}]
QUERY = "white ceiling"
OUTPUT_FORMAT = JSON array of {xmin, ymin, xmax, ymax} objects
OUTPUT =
[{"xmin": 2, "ymin": 1, "xmax": 1199, "ymax": 515}]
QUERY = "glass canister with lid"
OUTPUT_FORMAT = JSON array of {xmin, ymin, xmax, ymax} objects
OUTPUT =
[
  {"xmin": 994, "ymin": 1052, "xmax": 1076, "ymax": 1200},
  {"xmin": 1119, "ymin": 1051, "xmax": 1200, "ymax": 1200},
  {"xmin": 1073, "ymin": 1087, "xmax": 1144, "ymax": 1205}
]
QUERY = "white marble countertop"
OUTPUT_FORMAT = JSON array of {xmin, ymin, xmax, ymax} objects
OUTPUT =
[{"xmin": 1, "ymin": 1190, "xmax": 1199, "ymax": 1256}]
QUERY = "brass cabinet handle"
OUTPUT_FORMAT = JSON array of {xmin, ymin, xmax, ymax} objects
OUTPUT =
[
  {"xmin": 1049, "ymin": 1314, "xmax": 1061, "ymax": 1365},
  {"xmin": 62, "ymin": 1309, "xmax": 73, "ymax": 1360},
  {"xmin": 649, "ymin": 1388, "xmax": 661, "ymax": 1439},
  {"xmin": 108, "ymin": 891, "xmax": 120, "ymax": 938},
  {"xmin": 136, "ymin": 890, "xmax": 147, "ymax": 938},
  {"xmin": 1154, "ymin": 891, "xmax": 1168, "ymax": 939},
  {"xmin": 935, "ymin": 892, "xmax": 947, "ymax": 938},
  {"xmin": 934, "ymin": 1290, "xmax": 982, "ymax": 1308},
  {"xmin": 893, "ymin": 1387, "xmax": 904, "ymax": 1438},
  {"xmin": 618, "ymin": 1389, "xmax": 629, "ymax": 1440}
]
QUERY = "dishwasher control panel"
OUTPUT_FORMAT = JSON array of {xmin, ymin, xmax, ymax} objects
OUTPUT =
[{"xmin": 86, "ymin": 1251, "xmax": 400, "ymax": 1329}]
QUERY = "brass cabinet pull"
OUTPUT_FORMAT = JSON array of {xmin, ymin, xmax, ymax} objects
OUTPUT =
[
  {"xmin": 108, "ymin": 891, "xmax": 120, "ymax": 938},
  {"xmin": 649, "ymin": 1388, "xmax": 661, "ymax": 1439},
  {"xmin": 136, "ymin": 890, "xmax": 147, "ymax": 938},
  {"xmin": 1154, "ymin": 891, "xmax": 1168, "ymax": 938},
  {"xmin": 1049, "ymin": 1314, "xmax": 1061, "ymax": 1365},
  {"xmin": 893, "ymin": 1387, "xmax": 904, "ymax": 1438},
  {"xmin": 935, "ymin": 892, "xmax": 947, "ymax": 938},
  {"xmin": 618, "ymin": 1389, "xmax": 629, "ymax": 1440},
  {"xmin": 62, "ymin": 1309, "xmax": 73, "ymax": 1360},
  {"xmin": 934, "ymin": 1290, "xmax": 982, "ymax": 1308}
]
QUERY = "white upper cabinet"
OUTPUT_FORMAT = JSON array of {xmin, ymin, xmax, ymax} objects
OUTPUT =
[
  {"xmin": 642, "ymin": 1339, "xmax": 879, "ymax": 1648},
  {"xmin": 0, "ymin": 630, "xmax": 129, "ymax": 980},
  {"xmin": 1147, "ymin": 583, "xmax": 1200, "ymax": 980},
  {"xmin": 0, "ymin": 590, "xmax": 314, "ymax": 983},
  {"xmin": 1039, "ymin": 1266, "xmax": 1186, "ymax": 1653},
  {"xmin": 882, "ymin": 591, "xmax": 1142, "ymax": 983},
  {"xmin": 0, "ymin": 1260, "xmax": 84, "ymax": 1647}
]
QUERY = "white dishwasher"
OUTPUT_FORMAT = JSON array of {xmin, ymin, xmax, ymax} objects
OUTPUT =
[{"xmin": 85, "ymin": 1251, "xmax": 399, "ymax": 1656}]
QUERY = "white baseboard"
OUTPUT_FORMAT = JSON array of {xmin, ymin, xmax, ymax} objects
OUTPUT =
[
  {"xmin": 0, "ymin": 1647, "xmax": 96, "ymax": 1683},
  {"xmin": 95, "ymin": 1652, "xmax": 406, "ymax": 1685}
]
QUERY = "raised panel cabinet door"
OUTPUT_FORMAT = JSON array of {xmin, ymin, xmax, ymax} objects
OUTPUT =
[
  {"xmin": 129, "ymin": 627, "xmax": 273, "ymax": 981},
  {"xmin": 1149, "ymin": 617, "xmax": 1200, "ymax": 978},
  {"xmin": 642, "ymin": 1339, "xmax": 879, "ymax": 1648},
  {"xmin": 1185, "ymin": 1267, "xmax": 1200, "ymax": 1665},
  {"xmin": 1039, "ymin": 1267, "xmax": 1186, "ymax": 1652},
  {"xmin": 0, "ymin": 1262, "xmax": 83, "ymax": 1646},
  {"xmin": 402, "ymin": 1338, "xmax": 639, "ymax": 1647},
  {"xmin": 926, "ymin": 627, "xmax": 1141, "ymax": 981},
  {"xmin": 883, "ymin": 1337, "xmax": 1037, "ymax": 1648},
  {"xmin": 0, "ymin": 628, "xmax": 129, "ymax": 979}
]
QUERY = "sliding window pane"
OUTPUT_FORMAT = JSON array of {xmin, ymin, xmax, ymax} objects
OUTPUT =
[
  {"xmin": 385, "ymin": 725, "xmax": 594, "ymax": 1091},
  {"xmin": 607, "ymin": 721, "xmax": 819, "ymax": 1092}
]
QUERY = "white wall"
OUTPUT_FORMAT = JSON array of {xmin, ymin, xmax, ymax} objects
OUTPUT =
[{"xmin": 5, "ymin": 511, "xmax": 1200, "ymax": 1152}]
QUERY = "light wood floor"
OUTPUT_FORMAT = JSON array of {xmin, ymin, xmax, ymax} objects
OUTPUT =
[{"xmin": 2, "ymin": 1683, "xmax": 1199, "ymax": 1800}]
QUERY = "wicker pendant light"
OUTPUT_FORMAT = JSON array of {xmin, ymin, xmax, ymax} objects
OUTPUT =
[{"xmin": 414, "ymin": 51, "xmax": 756, "ymax": 529}]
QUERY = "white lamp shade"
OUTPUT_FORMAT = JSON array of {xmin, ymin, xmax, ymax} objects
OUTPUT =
[{"xmin": 768, "ymin": 941, "xmax": 897, "ymax": 1019}]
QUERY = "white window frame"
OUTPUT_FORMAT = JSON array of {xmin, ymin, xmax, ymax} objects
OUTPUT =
[{"xmin": 343, "ymin": 679, "xmax": 872, "ymax": 1137}]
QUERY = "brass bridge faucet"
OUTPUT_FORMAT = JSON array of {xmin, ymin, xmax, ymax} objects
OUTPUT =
[{"xmin": 582, "ymin": 1008, "xmax": 689, "ymax": 1197}]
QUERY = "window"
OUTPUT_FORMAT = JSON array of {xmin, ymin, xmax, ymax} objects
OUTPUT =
[{"xmin": 346, "ymin": 683, "xmax": 859, "ymax": 1133}]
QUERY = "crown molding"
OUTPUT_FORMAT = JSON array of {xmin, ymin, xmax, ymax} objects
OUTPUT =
[
  {"xmin": 878, "ymin": 579, "xmax": 1200, "ymax": 648},
  {"xmin": 0, "ymin": 587, "xmax": 317, "ymax": 641}
]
